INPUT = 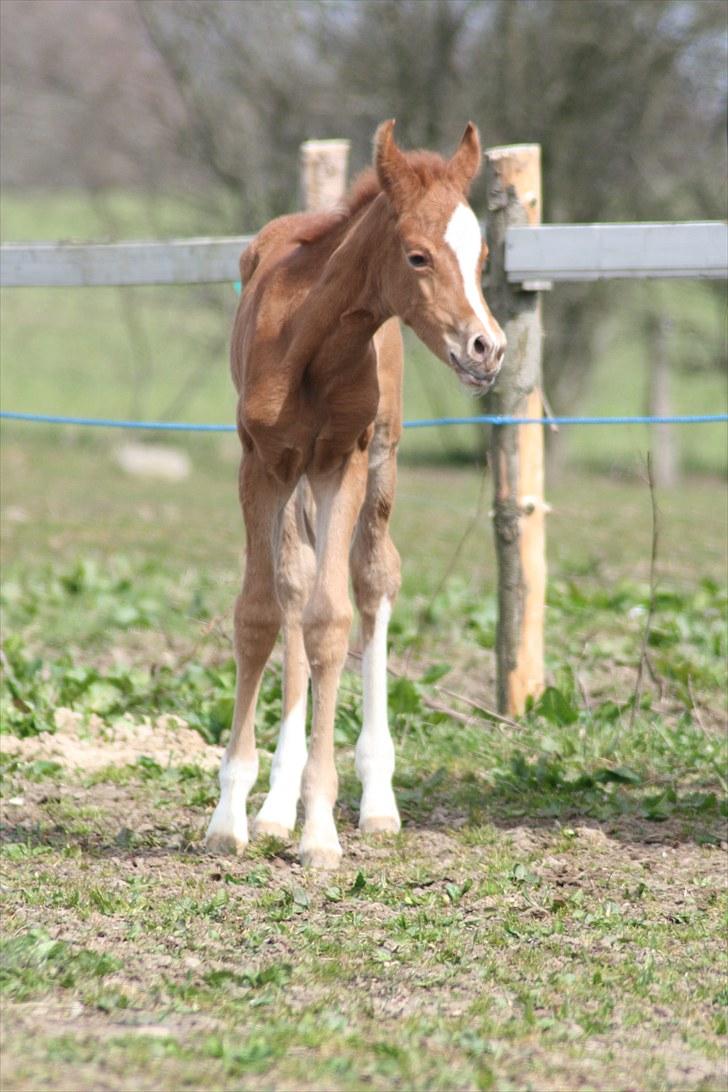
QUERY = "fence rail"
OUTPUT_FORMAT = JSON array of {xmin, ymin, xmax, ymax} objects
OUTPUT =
[
  {"xmin": 1, "ymin": 222, "xmax": 726, "ymax": 288},
  {"xmin": 0, "ymin": 237, "xmax": 253, "ymax": 288},
  {"xmin": 505, "ymin": 222, "xmax": 728, "ymax": 282}
]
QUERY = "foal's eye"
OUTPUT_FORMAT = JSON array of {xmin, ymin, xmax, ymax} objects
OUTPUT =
[{"xmin": 407, "ymin": 252, "xmax": 429, "ymax": 270}]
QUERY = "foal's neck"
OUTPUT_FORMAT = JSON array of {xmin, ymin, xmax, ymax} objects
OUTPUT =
[{"xmin": 292, "ymin": 195, "xmax": 397, "ymax": 369}]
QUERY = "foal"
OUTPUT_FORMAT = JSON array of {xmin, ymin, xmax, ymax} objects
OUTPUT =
[{"xmin": 205, "ymin": 120, "xmax": 505, "ymax": 868}]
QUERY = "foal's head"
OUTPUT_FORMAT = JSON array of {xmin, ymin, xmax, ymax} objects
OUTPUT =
[{"xmin": 375, "ymin": 120, "xmax": 505, "ymax": 391}]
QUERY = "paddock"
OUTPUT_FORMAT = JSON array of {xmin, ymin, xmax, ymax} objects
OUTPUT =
[{"xmin": 1, "ymin": 146, "xmax": 726, "ymax": 1089}]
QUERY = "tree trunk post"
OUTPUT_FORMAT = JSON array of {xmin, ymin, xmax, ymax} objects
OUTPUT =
[
  {"xmin": 300, "ymin": 139, "xmax": 350, "ymax": 212},
  {"xmin": 484, "ymin": 144, "xmax": 546, "ymax": 717}
]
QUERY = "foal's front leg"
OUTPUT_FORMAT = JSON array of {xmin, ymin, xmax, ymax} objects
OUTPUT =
[
  {"xmin": 299, "ymin": 448, "xmax": 368, "ymax": 869},
  {"xmin": 205, "ymin": 455, "xmax": 286, "ymax": 854},
  {"xmin": 351, "ymin": 429, "xmax": 402, "ymax": 834}
]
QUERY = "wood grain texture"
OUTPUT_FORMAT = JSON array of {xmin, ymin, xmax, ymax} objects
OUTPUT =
[{"xmin": 485, "ymin": 144, "xmax": 546, "ymax": 717}]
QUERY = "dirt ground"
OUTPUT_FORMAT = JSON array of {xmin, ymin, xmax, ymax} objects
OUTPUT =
[{"xmin": 2, "ymin": 712, "xmax": 726, "ymax": 1092}]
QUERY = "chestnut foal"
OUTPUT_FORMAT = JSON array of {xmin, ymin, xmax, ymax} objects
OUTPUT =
[{"xmin": 205, "ymin": 121, "xmax": 505, "ymax": 868}]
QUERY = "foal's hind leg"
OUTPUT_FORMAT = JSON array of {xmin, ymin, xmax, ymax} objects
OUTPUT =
[
  {"xmin": 254, "ymin": 484, "xmax": 315, "ymax": 838},
  {"xmin": 205, "ymin": 454, "xmax": 286, "ymax": 854},
  {"xmin": 350, "ymin": 428, "xmax": 402, "ymax": 834}
]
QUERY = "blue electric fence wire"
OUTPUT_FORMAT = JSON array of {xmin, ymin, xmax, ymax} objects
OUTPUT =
[
  {"xmin": 0, "ymin": 410, "xmax": 727, "ymax": 431},
  {"xmin": 0, "ymin": 412, "xmax": 237, "ymax": 432},
  {"xmin": 403, "ymin": 414, "xmax": 728, "ymax": 428}
]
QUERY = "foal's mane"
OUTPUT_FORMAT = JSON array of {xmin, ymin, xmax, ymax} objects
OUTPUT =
[{"xmin": 293, "ymin": 150, "xmax": 452, "ymax": 246}]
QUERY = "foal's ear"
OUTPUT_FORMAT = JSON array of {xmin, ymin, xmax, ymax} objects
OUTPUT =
[
  {"xmin": 448, "ymin": 122, "xmax": 482, "ymax": 194},
  {"xmin": 374, "ymin": 119, "xmax": 421, "ymax": 213}
]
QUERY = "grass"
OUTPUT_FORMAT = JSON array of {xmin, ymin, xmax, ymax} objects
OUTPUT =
[
  {"xmin": 564, "ymin": 280, "xmax": 727, "ymax": 475},
  {"xmin": 1, "ymin": 430, "xmax": 727, "ymax": 1090},
  {"xmin": 1, "ymin": 190, "xmax": 727, "ymax": 1089}
]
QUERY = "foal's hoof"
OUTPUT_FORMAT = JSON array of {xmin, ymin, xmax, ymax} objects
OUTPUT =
[
  {"xmin": 299, "ymin": 846, "xmax": 342, "ymax": 870},
  {"xmin": 204, "ymin": 832, "xmax": 247, "ymax": 856},
  {"xmin": 360, "ymin": 815, "xmax": 401, "ymax": 835},
  {"xmin": 253, "ymin": 819, "xmax": 293, "ymax": 841}
]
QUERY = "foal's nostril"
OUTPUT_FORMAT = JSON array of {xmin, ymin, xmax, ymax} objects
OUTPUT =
[
  {"xmin": 495, "ymin": 343, "xmax": 505, "ymax": 365},
  {"xmin": 469, "ymin": 334, "xmax": 488, "ymax": 361}
]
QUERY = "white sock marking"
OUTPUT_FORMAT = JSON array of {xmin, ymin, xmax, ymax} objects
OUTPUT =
[
  {"xmin": 300, "ymin": 796, "xmax": 341, "ymax": 848},
  {"xmin": 356, "ymin": 597, "xmax": 400, "ymax": 826},
  {"xmin": 256, "ymin": 693, "xmax": 308, "ymax": 831},
  {"xmin": 444, "ymin": 202, "xmax": 501, "ymax": 342},
  {"xmin": 205, "ymin": 754, "xmax": 259, "ymax": 847}
]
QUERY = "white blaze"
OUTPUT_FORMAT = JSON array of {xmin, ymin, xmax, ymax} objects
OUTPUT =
[
  {"xmin": 356, "ymin": 597, "xmax": 400, "ymax": 827},
  {"xmin": 255, "ymin": 693, "xmax": 308, "ymax": 832},
  {"xmin": 444, "ymin": 202, "xmax": 500, "ymax": 341}
]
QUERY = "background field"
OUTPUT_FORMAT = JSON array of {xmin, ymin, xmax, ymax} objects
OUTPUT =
[
  {"xmin": 2, "ymin": 192, "xmax": 727, "ymax": 471},
  {"xmin": 1, "ymin": 193, "xmax": 727, "ymax": 1090}
]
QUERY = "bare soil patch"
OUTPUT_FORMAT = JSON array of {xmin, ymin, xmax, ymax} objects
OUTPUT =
[{"xmin": 2, "ymin": 707, "xmax": 222, "ymax": 773}]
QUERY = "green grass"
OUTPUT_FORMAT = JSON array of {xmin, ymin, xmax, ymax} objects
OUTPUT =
[
  {"xmin": 0, "ymin": 189, "xmax": 225, "ymax": 243},
  {"xmin": 1, "ymin": 431, "xmax": 727, "ymax": 1090},
  {"xmin": 564, "ymin": 280, "xmax": 727, "ymax": 475},
  {"xmin": 1, "ymin": 929, "xmax": 122, "ymax": 1002}
]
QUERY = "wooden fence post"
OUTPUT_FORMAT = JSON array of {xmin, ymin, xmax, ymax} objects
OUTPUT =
[
  {"xmin": 300, "ymin": 139, "xmax": 350, "ymax": 212},
  {"xmin": 484, "ymin": 144, "xmax": 546, "ymax": 717}
]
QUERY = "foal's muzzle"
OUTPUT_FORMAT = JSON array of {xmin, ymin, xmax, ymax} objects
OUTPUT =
[{"xmin": 448, "ymin": 334, "xmax": 505, "ymax": 391}]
